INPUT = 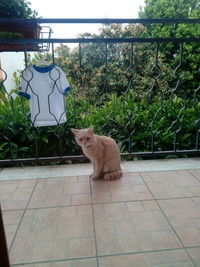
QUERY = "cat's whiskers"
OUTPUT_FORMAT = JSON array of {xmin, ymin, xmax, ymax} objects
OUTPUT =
[{"xmin": 84, "ymin": 144, "xmax": 92, "ymax": 149}]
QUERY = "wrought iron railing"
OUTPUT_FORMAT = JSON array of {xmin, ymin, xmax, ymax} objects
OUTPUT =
[{"xmin": 0, "ymin": 18, "xmax": 200, "ymax": 165}]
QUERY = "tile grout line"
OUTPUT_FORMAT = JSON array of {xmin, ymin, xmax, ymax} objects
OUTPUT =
[
  {"xmin": 8, "ymin": 178, "xmax": 39, "ymax": 253},
  {"xmin": 10, "ymin": 255, "xmax": 97, "ymax": 266},
  {"xmin": 187, "ymin": 169, "xmax": 200, "ymax": 183},
  {"xmin": 95, "ymin": 246, "xmax": 200, "ymax": 259},
  {"xmin": 9, "ymin": 246, "xmax": 200, "ymax": 266},
  {"xmin": 138, "ymin": 172, "xmax": 198, "ymax": 267},
  {"xmin": 89, "ymin": 177, "xmax": 100, "ymax": 267},
  {"xmin": 2, "ymin": 194, "xmax": 200, "ymax": 213}
]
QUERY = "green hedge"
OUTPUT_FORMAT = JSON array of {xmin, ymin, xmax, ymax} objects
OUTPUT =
[{"xmin": 0, "ymin": 90, "xmax": 199, "ymax": 163}]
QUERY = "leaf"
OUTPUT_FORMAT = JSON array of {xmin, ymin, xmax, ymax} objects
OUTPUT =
[{"xmin": 41, "ymin": 137, "xmax": 49, "ymax": 144}]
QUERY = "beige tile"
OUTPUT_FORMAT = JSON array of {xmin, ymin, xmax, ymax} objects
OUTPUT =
[
  {"xmin": 187, "ymin": 247, "xmax": 200, "ymax": 266},
  {"xmin": 94, "ymin": 202, "xmax": 131, "ymax": 222},
  {"xmin": 28, "ymin": 177, "xmax": 90, "ymax": 208},
  {"xmin": 0, "ymin": 179, "xmax": 37, "ymax": 210},
  {"xmin": 33, "ymin": 239, "xmax": 67, "ymax": 262},
  {"xmin": 94, "ymin": 221, "xmax": 121, "ymax": 254},
  {"xmin": 141, "ymin": 170, "xmax": 200, "ymax": 199},
  {"xmin": 15, "ymin": 258, "xmax": 97, "ymax": 267},
  {"xmin": 72, "ymin": 194, "xmax": 91, "ymax": 205},
  {"xmin": 100, "ymin": 253, "xmax": 150, "ymax": 267},
  {"xmin": 64, "ymin": 181, "xmax": 90, "ymax": 195},
  {"xmin": 99, "ymin": 249, "xmax": 193, "ymax": 267},
  {"xmin": 189, "ymin": 169, "xmax": 200, "ymax": 181},
  {"xmin": 56, "ymin": 215, "xmax": 93, "ymax": 239},
  {"xmin": 176, "ymin": 227, "xmax": 200, "ymax": 246},
  {"xmin": 119, "ymin": 232, "xmax": 155, "ymax": 251},
  {"xmin": 150, "ymin": 230, "xmax": 181, "ymax": 249},
  {"xmin": 2, "ymin": 209, "xmax": 23, "ymax": 225},
  {"xmin": 159, "ymin": 198, "xmax": 200, "ymax": 246},
  {"xmin": 91, "ymin": 173, "xmax": 153, "ymax": 203},
  {"xmin": 0, "ymin": 181, "xmax": 18, "ymax": 193},
  {"xmin": 2, "ymin": 209, "xmax": 24, "ymax": 248},
  {"xmin": 94, "ymin": 201, "xmax": 182, "ymax": 255},
  {"xmin": 67, "ymin": 237, "xmax": 96, "ymax": 258},
  {"xmin": 77, "ymin": 175, "xmax": 90, "ymax": 183},
  {"xmin": 10, "ymin": 229, "xmax": 36, "ymax": 263},
  {"xmin": 10, "ymin": 205, "xmax": 95, "ymax": 264},
  {"xmin": 192, "ymin": 196, "xmax": 200, "ymax": 206},
  {"xmin": 72, "ymin": 258, "xmax": 97, "ymax": 267},
  {"xmin": 1, "ymin": 165, "xmax": 200, "ymax": 266},
  {"xmin": 17, "ymin": 262, "xmax": 71, "ymax": 267}
]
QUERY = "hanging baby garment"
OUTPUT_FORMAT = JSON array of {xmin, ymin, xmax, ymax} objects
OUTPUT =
[{"xmin": 19, "ymin": 64, "xmax": 71, "ymax": 127}]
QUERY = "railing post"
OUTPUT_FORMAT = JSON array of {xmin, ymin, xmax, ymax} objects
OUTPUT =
[{"xmin": 0, "ymin": 204, "xmax": 10, "ymax": 267}]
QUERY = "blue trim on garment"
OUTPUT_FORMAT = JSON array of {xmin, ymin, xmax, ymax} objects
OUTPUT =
[
  {"xmin": 18, "ymin": 91, "xmax": 31, "ymax": 99},
  {"xmin": 63, "ymin": 86, "xmax": 71, "ymax": 95},
  {"xmin": 33, "ymin": 64, "xmax": 55, "ymax": 73}
]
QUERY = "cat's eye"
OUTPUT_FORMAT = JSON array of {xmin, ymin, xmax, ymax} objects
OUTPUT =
[
  {"xmin": 86, "ymin": 137, "xmax": 90, "ymax": 141},
  {"xmin": 79, "ymin": 138, "xmax": 83, "ymax": 142}
]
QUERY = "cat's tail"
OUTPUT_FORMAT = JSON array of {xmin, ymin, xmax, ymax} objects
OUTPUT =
[{"xmin": 104, "ymin": 170, "xmax": 122, "ymax": 180}]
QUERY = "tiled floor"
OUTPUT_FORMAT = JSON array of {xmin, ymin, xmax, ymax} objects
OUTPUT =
[{"xmin": 1, "ymin": 160, "xmax": 200, "ymax": 266}]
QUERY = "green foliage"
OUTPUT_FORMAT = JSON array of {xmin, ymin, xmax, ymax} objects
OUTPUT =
[
  {"xmin": 0, "ymin": 0, "xmax": 38, "ymax": 18},
  {"xmin": 139, "ymin": 0, "xmax": 200, "ymax": 92},
  {"xmin": 0, "ymin": 32, "xmax": 24, "ymax": 39},
  {"xmin": 0, "ymin": 90, "xmax": 199, "ymax": 162},
  {"xmin": 55, "ymin": 24, "xmax": 175, "ymax": 102},
  {"xmin": 139, "ymin": 0, "xmax": 200, "ymax": 20}
]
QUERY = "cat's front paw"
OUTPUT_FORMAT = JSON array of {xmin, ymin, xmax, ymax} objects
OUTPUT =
[{"xmin": 90, "ymin": 174, "xmax": 100, "ymax": 180}]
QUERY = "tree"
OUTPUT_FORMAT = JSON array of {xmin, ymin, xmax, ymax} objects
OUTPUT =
[
  {"xmin": 55, "ymin": 23, "xmax": 175, "ymax": 101},
  {"xmin": 139, "ymin": 0, "xmax": 200, "ymax": 93},
  {"xmin": 0, "ymin": 0, "xmax": 38, "ymax": 18}
]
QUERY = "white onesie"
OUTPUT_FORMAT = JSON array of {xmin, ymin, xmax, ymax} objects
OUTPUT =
[{"xmin": 19, "ymin": 64, "xmax": 71, "ymax": 127}]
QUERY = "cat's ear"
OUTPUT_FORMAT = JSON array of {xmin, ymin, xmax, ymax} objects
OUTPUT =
[
  {"xmin": 88, "ymin": 127, "xmax": 94, "ymax": 134},
  {"xmin": 71, "ymin": 128, "xmax": 79, "ymax": 134}
]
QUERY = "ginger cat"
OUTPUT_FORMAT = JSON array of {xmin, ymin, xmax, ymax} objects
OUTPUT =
[{"xmin": 71, "ymin": 128, "xmax": 122, "ymax": 180}]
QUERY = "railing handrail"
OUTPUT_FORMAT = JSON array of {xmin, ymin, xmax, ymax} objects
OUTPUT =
[
  {"xmin": 0, "ymin": 18, "xmax": 200, "ymax": 24},
  {"xmin": 0, "ymin": 37, "xmax": 200, "ymax": 44}
]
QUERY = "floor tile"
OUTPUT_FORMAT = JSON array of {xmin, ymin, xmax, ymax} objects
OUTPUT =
[
  {"xmin": 159, "ymin": 198, "xmax": 200, "ymax": 246},
  {"xmin": 91, "ymin": 172, "xmax": 153, "ymax": 203},
  {"xmin": 193, "ymin": 196, "xmax": 200, "ymax": 206},
  {"xmin": 189, "ymin": 169, "xmax": 200, "ymax": 181},
  {"xmin": 1, "ymin": 158, "xmax": 200, "ymax": 181},
  {"xmin": 98, "ymin": 249, "xmax": 194, "ymax": 267},
  {"xmin": 93, "ymin": 201, "xmax": 182, "ymax": 255},
  {"xmin": 0, "ymin": 179, "xmax": 37, "ymax": 210},
  {"xmin": 28, "ymin": 176, "xmax": 91, "ymax": 208},
  {"xmin": 9, "ymin": 205, "xmax": 96, "ymax": 264},
  {"xmin": 141, "ymin": 170, "xmax": 200, "ymax": 199},
  {"xmin": 15, "ymin": 258, "xmax": 97, "ymax": 267},
  {"xmin": 1, "ymin": 164, "xmax": 199, "ymax": 266},
  {"xmin": 187, "ymin": 247, "xmax": 200, "ymax": 266},
  {"xmin": 2, "ymin": 209, "xmax": 24, "ymax": 248}
]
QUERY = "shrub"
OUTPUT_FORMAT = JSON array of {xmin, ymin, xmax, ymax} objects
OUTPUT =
[{"xmin": 0, "ymin": 89, "xmax": 199, "ymax": 163}]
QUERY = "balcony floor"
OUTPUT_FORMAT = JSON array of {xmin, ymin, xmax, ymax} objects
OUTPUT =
[{"xmin": 1, "ymin": 158, "xmax": 200, "ymax": 266}]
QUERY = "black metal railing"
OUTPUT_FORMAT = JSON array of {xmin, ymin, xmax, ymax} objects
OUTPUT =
[{"xmin": 0, "ymin": 18, "xmax": 199, "ymax": 165}]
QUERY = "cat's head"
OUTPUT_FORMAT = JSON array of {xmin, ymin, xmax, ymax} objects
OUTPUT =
[{"xmin": 71, "ymin": 128, "xmax": 94, "ymax": 148}]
